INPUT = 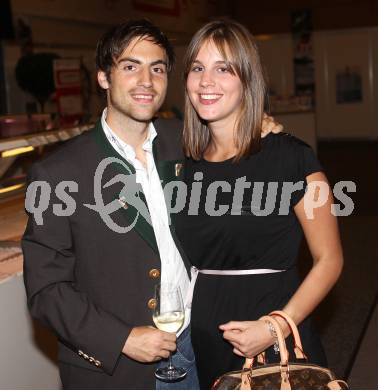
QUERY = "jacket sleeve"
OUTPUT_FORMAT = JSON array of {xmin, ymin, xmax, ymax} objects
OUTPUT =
[{"xmin": 22, "ymin": 162, "xmax": 132, "ymax": 375}]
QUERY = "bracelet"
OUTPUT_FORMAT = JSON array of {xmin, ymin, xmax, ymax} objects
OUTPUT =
[{"xmin": 265, "ymin": 320, "xmax": 280, "ymax": 354}]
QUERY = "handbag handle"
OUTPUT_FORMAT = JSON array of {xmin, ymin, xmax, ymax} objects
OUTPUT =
[
  {"xmin": 269, "ymin": 310, "xmax": 307, "ymax": 360},
  {"xmin": 241, "ymin": 316, "xmax": 291, "ymax": 390}
]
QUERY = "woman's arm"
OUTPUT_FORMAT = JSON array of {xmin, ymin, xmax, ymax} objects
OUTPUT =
[
  {"xmin": 220, "ymin": 171, "xmax": 344, "ymax": 358},
  {"xmin": 282, "ymin": 171, "xmax": 343, "ymax": 325}
]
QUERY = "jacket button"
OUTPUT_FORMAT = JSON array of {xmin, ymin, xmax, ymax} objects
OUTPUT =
[
  {"xmin": 149, "ymin": 269, "xmax": 160, "ymax": 279},
  {"xmin": 148, "ymin": 298, "xmax": 157, "ymax": 309}
]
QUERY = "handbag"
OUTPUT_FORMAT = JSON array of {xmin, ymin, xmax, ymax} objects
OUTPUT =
[{"xmin": 212, "ymin": 311, "xmax": 349, "ymax": 390}]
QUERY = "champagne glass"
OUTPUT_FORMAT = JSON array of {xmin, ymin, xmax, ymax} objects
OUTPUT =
[{"xmin": 153, "ymin": 283, "xmax": 187, "ymax": 382}]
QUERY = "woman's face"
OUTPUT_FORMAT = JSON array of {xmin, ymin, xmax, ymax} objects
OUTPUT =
[{"xmin": 186, "ymin": 39, "xmax": 243, "ymax": 130}]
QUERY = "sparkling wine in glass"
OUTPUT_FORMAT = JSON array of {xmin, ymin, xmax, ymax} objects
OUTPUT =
[{"xmin": 153, "ymin": 283, "xmax": 187, "ymax": 382}]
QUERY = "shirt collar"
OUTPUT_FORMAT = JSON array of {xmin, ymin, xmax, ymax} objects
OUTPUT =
[{"xmin": 101, "ymin": 108, "xmax": 157, "ymax": 158}]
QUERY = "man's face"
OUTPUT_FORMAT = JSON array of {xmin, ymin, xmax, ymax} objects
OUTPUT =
[{"xmin": 98, "ymin": 37, "xmax": 168, "ymax": 123}]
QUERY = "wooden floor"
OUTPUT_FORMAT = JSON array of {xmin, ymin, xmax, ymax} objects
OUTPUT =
[
  {"xmin": 348, "ymin": 299, "xmax": 378, "ymax": 388},
  {"xmin": 0, "ymin": 195, "xmax": 27, "ymax": 241},
  {"xmin": 0, "ymin": 196, "xmax": 25, "ymax": 280},
  {"xmin": 311, "ymin": 141, "xmax": 378, "ymax": 380}
]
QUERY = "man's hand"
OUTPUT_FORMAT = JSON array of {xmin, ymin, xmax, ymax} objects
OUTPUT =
[
  {"xmin": 122, "ymin": 326, "xmax": 177, "ymax": 363},
  {"xmin": 261, "ymin": 113, "xmax": 283, "ymax": 138}
]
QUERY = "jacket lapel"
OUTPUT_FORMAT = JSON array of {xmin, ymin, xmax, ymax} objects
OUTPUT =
[
  {"xmin": 152, "ymin": 140, "xmax": 192, "ymax": 276},
  {"xmin": 155, "ymin": 159, "xmax": 184, "ymax": 186},
  {"xmin": 152, "ymin": 135, "xmax": 184, "ymax": 185},
  {"xmin": 93, "ymin": 121, "xmax": 158, "ymax": 253}
]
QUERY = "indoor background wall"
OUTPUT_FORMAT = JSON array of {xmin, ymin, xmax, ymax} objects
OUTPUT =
[
  {"xmin": 230, "ymin": 0, "xmax": 378, "ymax": 140},
  {"xmin": 232, "ymin": 0, "xmax": 378, "ymax": 34},
  {"xmin": 314, "ymin": 28, "xmax": 378, "ymax": 140},
  {"xmin": 257, "ymin": 28, "xmax": 378, "ymax": 140},
  {"xmin": 5, "ymin": 0, "xmax": 229, "ymax": 116},
  {"xmin": 4, "ymin": 0, "xmax": 378, "ymax": 140}
]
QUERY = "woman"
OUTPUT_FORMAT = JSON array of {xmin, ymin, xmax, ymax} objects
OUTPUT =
[{"xmin": 174, "ymin": 20, "xmax": 343, "ymax": 389}]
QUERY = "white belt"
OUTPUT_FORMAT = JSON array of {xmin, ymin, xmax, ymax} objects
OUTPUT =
[{"xmin": 185, "ymin": 266, "xmax": 285, "ymax": 309}]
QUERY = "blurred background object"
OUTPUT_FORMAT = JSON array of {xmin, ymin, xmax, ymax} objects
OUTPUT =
[{"xmin": 15, "ymin": 52, "xmax": 60, "ymax": 113}]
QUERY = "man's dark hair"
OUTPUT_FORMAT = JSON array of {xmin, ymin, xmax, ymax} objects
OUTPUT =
[{"xmin": 95, "ymin": 19, "xmax": 175, "ymax": 81}]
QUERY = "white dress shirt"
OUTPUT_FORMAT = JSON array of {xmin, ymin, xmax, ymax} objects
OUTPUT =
[{"xmin": 101, "ymin": 109, "xmax": 190, "ymax": 335}]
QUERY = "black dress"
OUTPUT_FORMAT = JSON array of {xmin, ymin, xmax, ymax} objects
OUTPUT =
[{"xmin": 174, "ymin": 133, "xmax": 327, "ymax": 389}]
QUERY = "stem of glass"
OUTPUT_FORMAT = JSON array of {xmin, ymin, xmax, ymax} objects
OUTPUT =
[{"xmin": 167, "ymin": 352, "xmax": 174, "ymax": 370}]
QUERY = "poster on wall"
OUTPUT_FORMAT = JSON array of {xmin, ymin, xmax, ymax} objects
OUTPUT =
[
  {"xmin": 336, "ymin": 66, "xmax": 363, "ymax": 104},
  {"xmin": 53, "ymin": 59, "xmax": 83, "ymax": 125},
  {"xmin": 292, "ymin": 9, "xmax": 315, "ymax": 109},
  {"xmin": 132, "ymin": 0, "xmax": 180, "ymax": 16}
]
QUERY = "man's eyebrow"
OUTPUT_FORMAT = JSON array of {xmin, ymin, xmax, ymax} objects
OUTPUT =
[
  {"xmin": 150, "ymin": 59, "xmax": 167, "ymax": 67},
  {"xmin": 117, "ymin": 57, "xmax": 141, "ymax": 65}
]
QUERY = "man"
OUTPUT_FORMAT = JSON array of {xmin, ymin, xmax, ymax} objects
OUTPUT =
[{"xmin": 22, "ymin": 20, "xmax": 281, "ymax": 390}]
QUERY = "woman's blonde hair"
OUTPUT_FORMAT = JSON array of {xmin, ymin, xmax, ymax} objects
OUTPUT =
[{"xmin": 183, "ymin": 19, "xmax": 266, "ymax": 161}]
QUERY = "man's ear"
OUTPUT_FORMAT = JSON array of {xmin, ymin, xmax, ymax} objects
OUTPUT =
[{"xmin": 97, "ymin": 71, "xmax": 110, "ymax": 90}]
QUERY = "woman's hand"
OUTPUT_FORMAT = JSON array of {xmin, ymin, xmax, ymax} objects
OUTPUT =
[{"xmin": 219, "ymin": 320, "xmax": 275, "ymax": 358}]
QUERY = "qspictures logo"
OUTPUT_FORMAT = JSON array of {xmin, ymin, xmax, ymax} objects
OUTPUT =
[{"xmin": 25, "ymin": 157, "xmax": 356, "ymax": 233}]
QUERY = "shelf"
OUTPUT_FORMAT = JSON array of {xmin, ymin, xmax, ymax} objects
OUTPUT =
[{"xmin": 0, "ymin": 123, "xmax": 93, "ymax": 153}]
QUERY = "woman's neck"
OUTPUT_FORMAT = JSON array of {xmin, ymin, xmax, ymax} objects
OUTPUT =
[{"xmin": 204, "ymin": 122, "xmax": 237, "ymax": 162}]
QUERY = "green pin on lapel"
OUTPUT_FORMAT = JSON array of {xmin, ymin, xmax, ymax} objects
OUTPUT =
[
  {"xmin": 175, "ymin": 163, "xmax": 183, "ymax": 177},
  {"xmin": 118, "ymin": 196, "xmax": 128, "ymax": 209}
]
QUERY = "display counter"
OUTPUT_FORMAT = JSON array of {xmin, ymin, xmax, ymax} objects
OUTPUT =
[
  {"xmin": 0, "ymin": 123, "xmax": 93, "ymax": 200},
  {"xmin": 0, "ymin": 123, "xmax": 92, "ymax": 153},
  {"xmin": 0, "ymin": 243, "xmax": 61, "ymax": 390}
]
